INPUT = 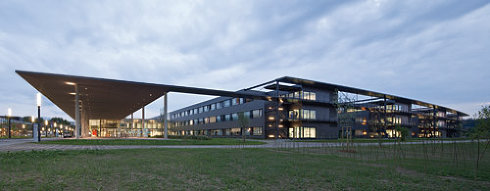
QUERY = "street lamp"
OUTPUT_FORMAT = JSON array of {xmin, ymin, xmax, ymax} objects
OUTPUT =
[
  {"xmin": 31, "ymin": 116, "xmax": 34, "ymax": 138},
  {"xmin": 44, "ymin": 120, "xmax": 48, "ymax": 137},
  {"xmin": 54, "ymin": 122, "xmax": 57, "ymax": 137},
  {"xmin": 7, "ymin": 108, "xmax": 11, "ymax": 139},
  {"xmin": 37, "ymin": 93, "xmax": 41, "ymax": 142}
]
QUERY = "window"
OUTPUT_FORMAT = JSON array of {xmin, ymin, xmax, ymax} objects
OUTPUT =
[
  {"xmin": 231, "ymin": 128, "xmax": 241, "ymax": 136},
  {"xmin": 289, "ymin": 127, "xmax": 316, "ymax": 138},
  {"xmin": 204, "ymin": 106, "xmax": 209, "ymax": 112},
  {"xmin": 289, "ymin": 109, "xmax": 299, "ymax": 119},
  {"xmin": 308, "ymin": 110, "xmax": 316, "ymax": 120},
  {"xmin": 211, "ymin": 129, "xmax": 222, "ymax": 136},
  {"xmin": 305, "ymin": 92, "xmax": 316, "ymax": 101},
  {"xmin": 216, "ymin": 102, "xmax": 222, "ymax": 109},
  {"xmin": 243, "ymin": 111, "xmax": 250, "ymax": 119},
  {"xmin": 253, "ymin": 127, "xmax": 263, "ymax": 135},
  {"xmin": 232, "ymin": 113, "xmax": 238, "ymax": 121},
  {"xmin": 252, "ymin": 109, "xmax": 263, "ymax": 118},
  {"xmin": 211, "ymin": 104, "xmax": 216, "ymax": 111},
  {"xmin": 193, "ymin": 108, "xmax": 198, "ymax": 114},
  {"xmin": 216, "ymin": 115, "xmax": 221, "ymax": 122},
  {"xmin": 304, "ymin": 127, "xmax": 316, "ymax": 138},
  {"xmin": 198, "ymin": 118, "xmax": 203, "ymax": 124},
  {"xmin": 303, "ymin": 110, "xmax": 310, "ymax": 119},
  {"xmin": 198, "ymin": 107, "xmax": 203, "ymax": 113},
  {"xmin": 204, "ymin": 117, "xmax": 209, "ymax": 124},
  {"xmin": 294, "ymin": 92, "xmax": 300, "ymax": 98},
  {"xmin": 232, "ymin": 98, "xmax": 239, "ymax": 106},
  {"xmin": 225, "ymin": 129, "xmax": 231, "ymax": 136},
  {"xmin": 223, "ymin": 100, "xmax": 231, "ymax": 107},
  {"xmin": 303, "ymin": 92, "xmax": 310, "ymax": 100},
  {"xmin": 210, "ymin": 116, "xmax": 217, "ymax": 123},
  {"xmin": 289, "ymin": 109, "xmax": 316, "ymax": 120},
  {"xmin": 189, "ymin": 120, "xmax": 194, "ymax": 126},
  {"xmin": 225, "ymin": 114, "xmax": 231, "ymax": 121},
  {"xmin": 244, "ymin": 128, "xmax": 251, "ymax": 135}
]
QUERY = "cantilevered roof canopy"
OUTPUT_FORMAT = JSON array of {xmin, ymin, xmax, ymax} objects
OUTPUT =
[
  {"xmin": 16, "ymin": 70, "xmax": 270, "ymax": 120},
  {"xmin": 275, "ymin": 76, "xmax": 469, "ymax": 116},
  {"xmin": 16, "ymin": 70, "xmax": 468, "ymax": 120}
]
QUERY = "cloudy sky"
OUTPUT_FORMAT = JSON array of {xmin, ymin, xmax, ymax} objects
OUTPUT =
[{"xmin": 0, "ymin": 0, "xmax": 489, "ymax": 120}]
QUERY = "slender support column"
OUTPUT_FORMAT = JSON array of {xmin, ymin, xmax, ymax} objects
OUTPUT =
[
  {"xmin": 131, "ymin": 114, "xmax": 133, "ymax": 128},
  {"xmin": 37, "ymin": 106, "xmax": 41, "ymax": 142},
  {"xmin": 383, "ymin": 95, "xmax": 387, "ymax": 138},
  {"xmin": 7, "ymin": 117, "xmax": 11, "ymax": 139},
  {"xmin": 164, "ymin": 93, "xmax": 168, "ymax": 139},
  {"xmin": 275, "ymin": 81, "xmax": 280, "ymax": 139},
  {"xmin": 142, "ymin": 107, "xmax": 145, "ymax": 137},
  {"xmin": 75, "ymin": 84, "xmax": 81, "ymax": 139},
  {"xmin": 99, "ymin": 119, "xmax": 102, "ymax": 137},
  {"xmin": 433, "ymin": 106, "xmax": 437, "ymax": 140}
]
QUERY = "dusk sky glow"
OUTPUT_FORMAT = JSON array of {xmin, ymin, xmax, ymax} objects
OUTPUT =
[{"xmin": 1, "ymin": 0, "xmax": 489, "ymax": 120}]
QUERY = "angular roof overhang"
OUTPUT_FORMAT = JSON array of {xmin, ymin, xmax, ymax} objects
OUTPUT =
[
  {"xmin": 16, "ymin": 70, "xmax": 270, "ymax": 120},
  {"xmin": 276, "ymin": 76, "xmax": 469, "ymax": 116}
]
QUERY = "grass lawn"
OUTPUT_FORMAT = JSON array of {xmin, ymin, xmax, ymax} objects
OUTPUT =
[
  {"xmin": 36, "ymin": 138, "xmax": 265, "ymax": 146},
  {"xmin": 1, "ymin": 143, "xmax": 489, "ymax": 190},
  {"xmin": 294, "ymin": 138, "xmax": 420, "ymax": 143},
  {"xmin": 294, "ymin": 137, "xmax": 473, "ymax": 143}
]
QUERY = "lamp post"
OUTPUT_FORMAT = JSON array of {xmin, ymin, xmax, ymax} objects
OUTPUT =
[
  {"xmin": 31, "ymin": 116, "xmax": 34, "ymax": 138},
  {"xmin": 54, "ymin": 122, "xmax": 57, "ymax": 138},
  {"xmin": 7, "ymin": 108, "xmax": 11, "ymax": 139},
  {"xmin": 44, "ymin": 120, "xmax": 48, "ymax": 138},
  {"xmin": 37, "ymin": 93, "xmax": 41, "ymax": 142}
]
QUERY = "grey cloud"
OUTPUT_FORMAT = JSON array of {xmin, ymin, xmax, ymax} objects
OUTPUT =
[{"xmin": 0, "ymin": 0, "xmax": 488, "ymax": 119}]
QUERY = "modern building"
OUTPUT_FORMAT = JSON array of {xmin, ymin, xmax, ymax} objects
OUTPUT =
[
  {"xmin": 169, "ymin": 77, "xmax": 467, "ymax": 139},
  {"xmin": 16, "ymin": 71, "xmax": 467, "ymax": 139}
]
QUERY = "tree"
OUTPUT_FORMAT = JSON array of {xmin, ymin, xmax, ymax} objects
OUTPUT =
[
  {"xmin": 394, "ymin": 125, "xmax": 409, "ymax": 142},
  {"xmin": 472, "ymin": 105, "xmax": 490, "ymax": 170},
  {"xmin": 238, "ymin": 112, "xmax": 249, "ymax": 142}
]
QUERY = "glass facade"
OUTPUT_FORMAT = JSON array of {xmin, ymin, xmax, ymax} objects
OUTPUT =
[
  {"xmin": 88, "ymin": 119, "xmax": 163, "ymax": 138},
  {"xmin": 289, "ymin": 127, "xmax": 316, "ymax": 138}
]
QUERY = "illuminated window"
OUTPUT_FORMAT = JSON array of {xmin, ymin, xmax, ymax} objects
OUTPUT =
[
  {"xmin": 289, "ymin": 109, "xmax": 316, "ymax": 120},
  {"xmin": 253, "ymin": 127, "xmax": 263, "ymax": 135},
  {"xmin": 210, "ymin": 116, "xmax": 216, "ymax": 123},
  {"xmin": 288, "ymin": 126, "xmax": 316, "ymax": 138},
  {"xmin": 231, "ymin": 128, "xmax": 241, "ymax": 135}
]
